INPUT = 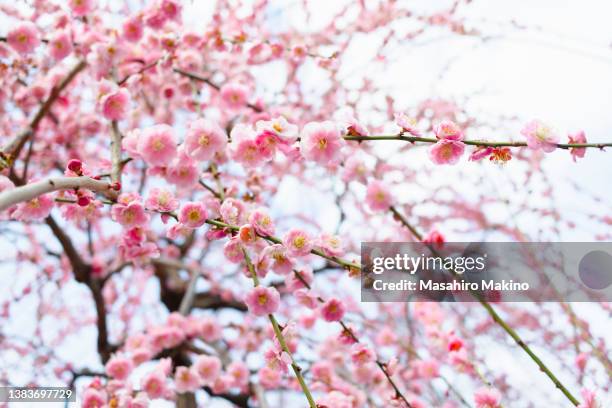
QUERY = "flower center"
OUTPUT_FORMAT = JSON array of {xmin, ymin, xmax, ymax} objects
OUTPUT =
[
  {"xmin": 152, "ymin": 138, "xmax": 165, "ymax": 152},
  {"xmin": 258, "ymin": 294, "xmax": 268, "ymax": 305},
  {"xmin": 188, "ymin": 210, "xmax": 200, "ymax": 221},
  {"xmin": 273, "ymin": 122, "xmax": 283, "ymax": 133},
  {"xmin": 293, "ymin": 236, "xmax": 306, "ymax": 249},
  {"xmin": 318, "ymin": 138, "xmax": 327, "ymax": 150},
  {"xmin": 199, "ymin": 134, "xmax": 210, "ymax": 146}
]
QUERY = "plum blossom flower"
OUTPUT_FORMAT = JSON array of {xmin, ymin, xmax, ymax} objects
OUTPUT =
[
  {"xmin": 227, "ymin": 361, "xmax": 250, "ymax": 388},
  {"xmin": 123, "ymin": 16, "xmax": 144, "ymax": 42},
  {"xmin": 344, "ymin": 116, "xmax": 369, "ymax": 137},
  {"xmin": 223, "ymin": 238, "xmax": 244, "ymax": 263},
  {"xmin": 220, "ymin": 198, "xmax": 246, "ymax": 226},
  {"xmin": 111, "ymin": 194, "xmax": 150, "ymax": 227},
  {"xmin": 259, "ymin": 366, "xmax": 282, "ymax": 389},
  {"xmin": 105, "ymin": 355, "xmax": 133, "ymax": 380},
  {"xmin": 178, "ymin": 202, "xmax": 208, "ymax": 228},
  {"xmin": 473, "ymin": 387, "xmax": 502, "ymax": 408},
  {"xmin": 12, "ymin": 194, "xmax": 54, "ymax": 221},
  {"xmin": 568, "ymin": 130, "xmax": 587, "ymax": 162},
  {"xmin": 166, "ymin": 155, "xmax": 199, "ymax": 188},
  {"xmin": 69, "ymin": 0, "xmax": 95, "ymax": 16},
  {"xmin": 238, "ymin": 224, "xmax": 257, "ymax": 245},
  {"xmin": 429, "ymin": 139, "xmax": 465, "ymax": 165},
  {"xmin": 434, "ymin": 120, "xmax": 464, "ymax": 141},
  {"xmin": 184, "ymin": 119, "xmax": 227, "ymax": 161},
  {"xmin": 394, "ymin": 113, "xmax": 421, "ymax": 136},
  {"xmin": 199, "ymin": 317, "xmax": 222, "ymax": 342},
  {"xmin": 256, "ymin": 117, "xmax": 299, "ymax": 143},
  {"xmin": 317, "ymin": 233, "xmax": 344, "ymax": 257},
  {"xmin": 101, "ymin": 88, "xmax": 130, "ymax": 121},
  {"xmin": 416, "ymin": 359, "xmax": 440, "ymax": 379},
  {"xmin": 318, "ymin": 391, "xmax": 355, "ymax": 408},
  {"xmin": 365, "ymin": 180, "xmax": 393, "ymax": 211},
  {"xmin": 283, "ymin": 229, "xmax": 314, "ymax": 257},
  {"xmin": 248, "ymin": 208, "xmax": 275, "ymax": 236},
  {"xmin": 577, "ymin": 389, "xmax": 601, "ymax": 408},
  {"xmin": 300, "ymin": 121, "xmax": 345, "ymax": 165},
  {"xmin": 174, "ymin": 366, "xmax": 200, "ymax": 393},
  {"xmin": 146, "ymin": 188, "xmax": 178, "ymax": 213},
  {"xmin": 244, "ymin": 286, "xmax": 280, "ymax": 316},
  {"xmin": 137, "ymin": 124, "xmax": 177, "ymax": 166},
  {"xmin": 220, "ymin": 83, "xmax": 249, "ymax": 110},
  {"xmin": 81, "ymin": 388, "xmax": 106, "ymax": 408},
  {"xmin": 229, "ymin": 124, "xmax": 266, "ymax": 167},
  {"xmin": 7, "ymin": 22, "xmax": 40, "ymax": 55},
  {"xmin": 350, "ymin": 343, "xmax": 376, "ymax": 366},
  {"xmin": 320, "ymin": 298, "xmax": 345, "ymax": 322},
  {"xmin": 521, "ymin": 120, "xmax": 559, "ymax": 152},
  {"xmin": 141, "ymin": 370, "xmax": 168, "ymax": 399},
  {"xmin": 49, "ymin": 30, "xmax": 73, "ymax": 61},
  {"xmin": 193, "ymin": 355, "xmax": 222, "ymax": 385},
  {"xmin": 258, "ymin": 244, "xmax": 294, "ymax": 275}
]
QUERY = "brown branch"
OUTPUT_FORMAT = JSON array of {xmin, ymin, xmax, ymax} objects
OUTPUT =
[{"xmin": 0, "ymin": 60, "xmax": 87, "ymax": 169}]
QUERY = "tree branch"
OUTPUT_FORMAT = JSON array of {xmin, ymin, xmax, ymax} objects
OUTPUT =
[
  {"xmin": 0, "ymin": 60, "xmax": 87, "ymax": 169},
  {"xmin": 0, "ymin": 176, "xmax": 111, "ymax": 211}
]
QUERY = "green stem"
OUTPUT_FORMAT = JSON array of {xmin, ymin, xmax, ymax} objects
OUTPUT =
[
  {"xmin": 242, "ymin": 248, "xmax": 317, "ymax": 408},
  {"xmin": 388, "ymin": 206, "xmax": 580, "ymax": 406},
  {"xmin": 344, "ymin": 135, "xmax": 612, "ymax": 150}
]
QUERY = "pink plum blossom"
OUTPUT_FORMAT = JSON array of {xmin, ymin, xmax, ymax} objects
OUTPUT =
[
  {"xmin": 244, "ymin": 286, "xmax": 280, "ymax": 316},
  {"xmin": 474, "ymin": 387, "xmax": 502, "ymax": 408},
  {"xmin": 12, "ymin": 194, "xmax": 53, "ymax": 221},
  {"xmin": 429, "ymin": 139, "xmax": 465, "ymax": 165},
  {"xmin": 300, "ymin": 121, "xmax": 345, "ymax": 164},
  {"xmin": 137, "ymin": 124, "xmax": 177, "ymax": 166},
  {"xmin": 350, "ymin": 343, "xmax": 376, "ymax": 366},
  {"xmin": 105, "ymin": 355, "xmax": 133, "ymax": 380},
  {"xmin": 317, "ymin": 233, "xmax": 344, "ymax": 257},
  {"xmin": 123, "ymin": 16, "xmax": 144, "ymax": 42},
  {"xmin": 394, "ymin": 113, "xmax": 422, "ymax": 136},
  {"xmin": 521, "ymin": 120, "xmax": 559, "ymax": 152},
  {"xmin": 141, "ymin": 370, "xmax": 168, "ymax": 399},
  {"xmin": 174, "ymin": 366, "xmax": 200, "ymax": 393},
  {"xmin": 81, "ymin": 388, "xmax": 106, "ymax": 408},
  {"xmin": 101, "ymin": 88, "xmax": 130, "ymax": 121},
  {"xmin": 184, "ymin": 119, "xmax": 227, "ymax": 161},
  {"xmin": 49, "ymin": 30, "xmax": 73, "ymax": 61},
  {"xmin": 258, "ymin": 244, "xmax": 294, "ymax": 275},
  {"xmin": 227, "ymin": 361, "xmax": 250, "ymax": 388},
  {"xmin": 248, "ymin": 208, "xmax": 275, "ymax": 236},
  {"xmin": 193, "ymin": 355, "xmax": 222, "ymax": 385},
  {"xmin": 365, "ymin": 180, "xmax": 393, "ymax": 211},
  {"xmin": 111, "ymin": 194, "xmax": 150, "ymax": 227},
  {"xmin": 434, "ymin": 120, "xmax": 464, "ymax": 140},
  {"xmin": 7, "ymin": 22, "xmax": 40, "ymax": 55},
  {"xmin": 320, "ymin": 298, "xmax": 345, "ymax": 322},
  {"xmin": 220, "ymin": 83, "xmax": 249, "ymax": 110},
  {"xmin": 145, "ymin": 188, "xmax": 178, "ymax": 213},
  {"xmin": 568, "ymin": 130, "xmax": 587, "ymax": 162},
  {"xmin": 178, "ymin": 202, "xmax": 208, "ymax": 228},
  {"xmin": 256, "ymin": 116, "xmax": 299, "ymax": 143},
  {"xmin": 69, "ymin": 0, "xmax": 95, "ymax": 16},
  {"xmin": 283, "ymin": 229, "xmax": 314, "ymax": 257}
]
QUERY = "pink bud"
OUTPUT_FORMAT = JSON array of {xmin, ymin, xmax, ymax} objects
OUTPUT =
[
  {"xmin": 111, "ymin": 182, "xmax": 122, "ymax": 191},
  {"xmin": 77, "ymin": 196, "xmax": 91, "ymax": 207},
  {"xmin": 67, "ymin": 159, "xmax": 83, "ymax": 174}
]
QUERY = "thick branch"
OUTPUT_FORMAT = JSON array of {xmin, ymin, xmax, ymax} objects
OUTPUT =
[{"xmin": 0, "ymin": 176, "xmax": 111, "ymax": 211}]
